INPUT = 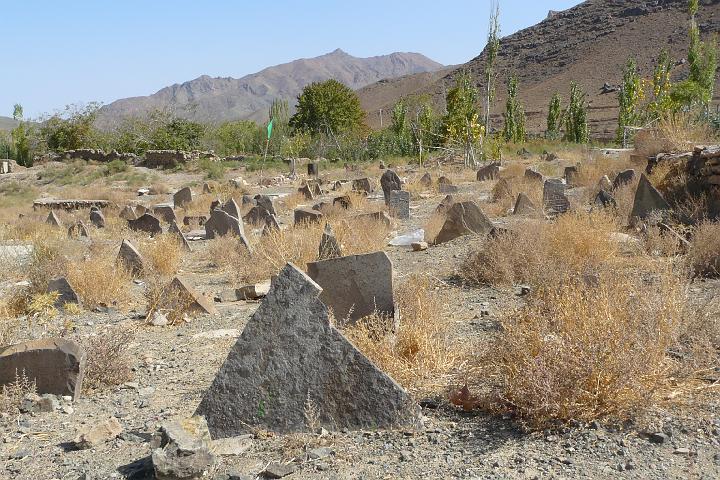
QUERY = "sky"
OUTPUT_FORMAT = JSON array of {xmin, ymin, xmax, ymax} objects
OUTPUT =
[{"xmin": 1, "ymin": 0, "xmax": 581, "ymax": 118}]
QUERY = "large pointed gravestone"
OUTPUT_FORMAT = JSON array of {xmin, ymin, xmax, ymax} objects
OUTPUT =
[
  {"xmin": 46, "ymin": 211, "xmax": 63, "ymax": 227},
  {"xmin": 173, "ymin": 187, "xmax": 193, "ymax": 208},
  {"xmin": 168, "ymin": 220, "xmax": 191, "ymax": 251},
  {"xmin": 513, "ymin": 193, "xmax": 539, "ymax": 216},
  {"xmin": 195, "ymin": 263, "xmax": 413, "ymax": 437},
  {"xmin": 434, "ymin": 201, "xmax": 494, "ymax": 245},
  {"xmin": 307, "ymin": 251, "xmax": 393, "ymax": 325},
  {"xmin": 117, "ymin": 239, "xmax": 145, "ymax": 276},
  {"xmin": 630, "ymin": 174, "xmax": 671, "ymax": 224},
  {"xmin": 205, "ymin": 209, "xmax": 251, "ymax": 251}
]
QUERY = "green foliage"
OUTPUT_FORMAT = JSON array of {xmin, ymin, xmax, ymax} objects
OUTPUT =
[
  {"xmin": 150, "ymin": 117, "xmax": 205, "ymax": 151},
  {"xmin": 617, "ymin": 58, "xmax": 643, "ymax": 142},
  {"xmin": 12, "ymin": 104, "xmax": 23, "ymax": 122},
  {"xmin": 211, "ymin": 120, "xmax": 261, "ymax": 156},
  {"xmin": 198, "ymin": 158, "xmax": 226, "ymax": 180},
  {"xmin": 391, "ymin": 100, "xmax": 409, "ymax": 137},
  {"xmin": 290, "ymin": 79, "xmax": 365, "ymax": 134},
  {"xmin": 267, "ymin": 99, "xmax": 291, "ymax": 155},
  {"xmin": 41, "ymin": 103, "xmax": 102, "ymax": 152},
  {"xmin": 647, "ymin": 49, "xmax": 674, "ymax": 119},
  {"xmin": 502, "ymin": 74, "xmax": 526, "ymax": 143},
  {"xmin": 563, "ymin": 82, "xmax": 589, "ymax": 144},
  {"xmin": 443, "ymin": 73, "xmax": 481, "ymax": 141},
  {"xmin": 11, "ymin": 122, "xmax": 31, "ymax": 166},
  {"xmin": 546, "ymin": 93, "xmax": 562, "ymax": 140},
  {"xmin": 101, "ymin": 159, "xmax": 128, "ymax": 175}
]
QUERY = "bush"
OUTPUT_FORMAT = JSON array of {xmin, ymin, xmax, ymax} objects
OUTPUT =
[
  {"xmin": 687, "ymin": 221, "xmax": 720, "ymax": 277},
  {"xmin": 83, "ymin": 327, "xmax": 134, "ymax": 391}
]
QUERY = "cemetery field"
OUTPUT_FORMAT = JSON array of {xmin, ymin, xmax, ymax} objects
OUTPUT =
[{"xmin": 1, "ymin": 148, "xmax": 720, "ymax": 479}]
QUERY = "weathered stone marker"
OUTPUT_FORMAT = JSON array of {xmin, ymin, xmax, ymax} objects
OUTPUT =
[
  {"xmin": 195, "ymin": 263, "xmax": 413, "ymax": 436},
  {"xmin": 243, "ymin": 205, "xmax": 271, "ymax": 226},
  {"xmin": 153, "ymin": 204, "xmax": 177, "ymax": 223},
  {"xmin": 307, "ymin": 251, "xmax": 394, "ymax": 325},
  {"xmin": 318, "ymin": 223, "xmax": 342, "ymax": 260},
  {"xmin": 477, "ymin": 162, "xmax": 500, "ymax": 181},
  {"xmin": 0, "ymin": 338, "xmax": 86, "ymax": 401},
  {"xmin": 419, "ymin": 172, "xmax": 432, "ymax": 187},
  {"xmin": 119, "ymin": 205, "xmax": 138, "ymax": 221},
  {"xmin": 388, "ymin": 190, "xmax": 410, "ymax": 219},
  {"xmin": 46, "ymin": 211, "xmax": 63, "ymax": 227},
  {"xmin": 169, "ymin": 277, "xmax": 218, "ymax": 315},
  {"xmin": 47, "ymin": 277, "xmax": 79, "ymax": 307},
  {"xmin": 513, "ymin": 193, "xmax": 538, "ymax": 216},
  {"xmin": 168, "ymin": 220, "xmax": 192, "ymax": 251},
  {"xmin": 173, "ymin": 187, "xmax": 193, "ymax": 208},
  {"xmin": 629, "ymin": 174, "xmax": 671, "ymax": 224},
  {"xmin": 117, "ymin": 239, "xmax": 145, "ymax": 275},
  {"xmin": 128, "ymin": 213, "xmax": 163, "ymax": 236},
  {"xmin": 67, "ymin": 221, "xmax": 90, "ymax": 238},
  {"xmin": 294, "ymin": 207, "xmax": 323, "ymax": 225},
  {"xmin": 613, "ymin": 169, "xmax": 636, "ymax": 190},
  {"xmin": 543, "ymin": 179, "xmax": 570, "ymax": 215},
  {"xmin": 89, "ymin": 207, "xmax": 106, "ymax": 228},
  {"xmin": 434, "ymin": 201, "xmax": 494, "ymax": 245},
  {"xmin": 254, "ymin": 195, "xmax": 276, "ymax": 216},
  {"xmin": 352, "ymin": 178, "xmax": 373, "ymax": 193},
  {"xmin": 205, "ymin": 209, "xmax": 251, "ymax": 251},
  {"xmin": 221, "ymin": 198, "xmax": 241, "ymax": 220},
  {"xmin": 380, "ymin": 169, "xmax": 402, "ymax": 204}
]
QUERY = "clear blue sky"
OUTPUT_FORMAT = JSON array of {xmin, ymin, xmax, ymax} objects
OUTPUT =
[{"xmin": 1, "ymin": 0, "xmax": 581, "ymax": 118}]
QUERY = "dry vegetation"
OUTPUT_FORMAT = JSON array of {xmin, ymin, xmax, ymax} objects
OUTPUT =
[{"xmin": 82, "ymin": 327, "xmax": 134, "ymax": 392}]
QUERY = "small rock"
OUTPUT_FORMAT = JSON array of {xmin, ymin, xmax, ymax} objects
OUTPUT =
[
  {"xmin": 212, "ymin": 436, "xmax": 253, "ymax": 456},
  {"xmin": 308, "ymin": 447, "xmax": 333, "ymax": 460},
  {"xmin": 399, "ymin": 450, "xmax": 412, "ymax": 462},
  {"xmin": 149, "ymin": 312, "xmax": 168, "ymax": 327},
  {"xmin": 262, "ymin": 463, "xmax": 296, "ymax": 479},
  {"xmin": 647, "ymin": 432, "xmax": 669, "ymax": 444},
  {"xmin": 74, "ymin": 418, "xmax": 123, "ymax": 449},
  {"xmin": 411, "ymin": 242, "xmax": 428, "ymax": 252},
  {"xmin": 673, "ymin": 447, "xmax": 691, "ymax": 455}
]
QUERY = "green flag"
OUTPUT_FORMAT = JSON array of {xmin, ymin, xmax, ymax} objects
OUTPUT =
[{"xmin": 267, "ymin": 119, "xmax": 274, "ymax": 140}]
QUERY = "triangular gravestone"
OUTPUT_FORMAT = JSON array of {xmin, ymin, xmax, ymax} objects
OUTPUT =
[
  {"xmin": 47, "ymin": 277, "xmax": 80, "ymax": 307},
  {"xmin": 67, "ymin": 221, "xmax": 89, "ymax": 239},
  {"xmin": 477, "ymin": 162, "xmax": 500, "ymax": 181},
  {"xmin": 221, "ymin": 199, "xmax": 241, "ymax": 220},
  {"xmin": 168, "ymin": 220, "xmax": 192, "ymax": 251},
  {"xmin": 434, "ymin": 201, "xmax": 494, "ymax": 245},
  {"xmin": 173, "ymin": 187, "xmax": 193, "ymax": 208},
  {"xmin": 119, "ymin": 205, "xmax": 138, "ymax": 221},
  {"xmin": 195, "ymin": 263, "xmax": 414, "ymax": 437},
  {"xmin": 629, "ymin": 174, "xmax": 671, "ymax": 224},
  {"xmin": 419, "ymin": 172, "xmax": 432, "ymax": 187},
  {"xmin": 205, "ymin": 209, "xmax": 251, "ymax": 251},
  {"xmin": 169, "ymin": 277, "xmax": 218, "ymax": 316},
  {"xmin": 318, "ymin": 223, "xmax": 342, "ymax": 260},
  {"xmin": 513, "ymin": 193, "xmax": 538, "ymax": 216},
  {"xmin": 46, "ymin": 211, "xmax": 63, "ymax": 227},
  {"xmin": 117, "ymin": 239, "xmax": 145, "ymax": 276}
]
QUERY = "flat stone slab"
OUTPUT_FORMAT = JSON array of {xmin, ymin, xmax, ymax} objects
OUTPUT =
[
  {"xmin": 0, "ymin": 338, "xmax": 86, "ymax": 401},
  {"xmin": 388, "ymin": 190, "xmax": 410, "ymax": 219},
  {"xmin": 195, "ymin": 263, "xmax": 414, "ymax": 436},
  {"xmin": 307, "ymin": 251, "xmax": 394, "ymax": 325}
]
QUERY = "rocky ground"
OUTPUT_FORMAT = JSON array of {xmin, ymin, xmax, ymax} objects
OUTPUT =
[{"xmin": 1, "ymin": 155, "xmax": 720, "ymax": 479}]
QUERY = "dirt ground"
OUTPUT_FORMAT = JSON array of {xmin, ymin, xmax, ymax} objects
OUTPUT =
[{"xmin": 1, "ymin": 155, "xmax": 719, "ymax": 480}]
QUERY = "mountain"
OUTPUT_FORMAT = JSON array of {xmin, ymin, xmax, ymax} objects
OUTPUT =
[
  {"xmin": 357, "ymin": 0, "xmax": 720, "ymax": 140},
  {"xmin": 96, "ymin": 49, "xmax": 443, "ymax": 127},
  {"xmin": 0, "ymin": 116, "xmax": 18, "ymax": 131}
]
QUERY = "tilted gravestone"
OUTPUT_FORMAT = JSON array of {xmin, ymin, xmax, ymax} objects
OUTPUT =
[
  {"xmin": 0, "ymin": 338, "xmax": 86, "ymax": 401},
  {"xmin": 205, "ymin": 209, "xmax": 251, "ymax": 251},
  {"xmin": 128, "ymin": 213, "xmax": 163, "ymax": 236},
  {"xmin": 594, "ymin": 189, "xmax": 617, "ymax": 209},
  {"xmin": 294, "ymin": 207, "xmax": 323, "ymax": 225},
  {"xmin": 117, "ymin": 239, "xmax": 145, "ymax": 276},
  {"xmin": 195, "ymin": 263, "xmax": 414, "ymax": 436},
  {"xmin": 169, "ymin": 277, "xmax": 218, "ymax": 315},
  {"xmin": 352, "ymin": 178, "xmax": 373, "ymax": 193},
  {"xmin": 436, "ymin": 195, "xmax": 455, "ymax": 214},
  {"xmin": 153, "ymin": 204, "xmax": 177, "ymax": 223},
  {"xmin": 168, "ymin": 220, "xmax": 191, "ymax": 251},
  {"xmin": 543, "ymin": 179, "xmax": 570, "ymax": 215},
  {"xmin": 477, "ymin": 162, "xmax": 500, "ymax": 181},
  {"xmin": 380, "ymin": 169, "xmax": 402, "ymax": 204},
  {"xmin": 47, "ymin": 277, "xmax": 79, "ymax": 307},
  {"xmin": 67, "ymin": 221, "xmax": 90, "ymax": 239},
  {"xmin": 173, "ymin": 187, "xmax": 193, "ymax": 208},
  {"xmin": 221, "ymin": 199, "xmax": 241, "ymax": 220},
  {"xmin": 307, "ymin": 251, "xmax": 394, "ymax": 325},
  {"xmin": 419, "ymin": 172, "xmax": 432, "ymax": 187},
  {"xmin": 629, "ymin": 174, "xmax": 671, "ymax": 225},
  {"xmin": 243, "ymin": 205, "xmax": 271, "ymax": 226},
  {"xmin": 513, "ymin": 193, "xmax": 539, "ymax": 216},
  {"xmin": 254, "ymin": 195, "xmax": 276, "ymax": 216},
  {"xmin": 89, "ymin": 207, "xmax": 106, "ymax": 228},
  {"xmin": 318, "ymin": 223, "xmax": 342, "ymax": 260},
  {"xmin": 613, "ymin": 169, "xmax": 636, "ymax": 190},
  {"xmin": 46, "ymin": 211, "xmax": 63, "ymax": 227},
  {"xmin": 564, "ymin": 166, "xmax": 579, "ymax": 185},
  {"xmin": 388, "ymin": 190, "xmax": 410, "ymax": 219},
  {"xmin": 434, "ymin": 201, "xmax": 494, "ymax": 245}
]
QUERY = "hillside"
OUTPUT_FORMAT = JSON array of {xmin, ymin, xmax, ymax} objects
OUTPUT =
[
  {"xmin": 0, "ymin": 116, "xmax": 18, "ymax": 131},
  {"xmin": 96, "ymin": 49, "xmax": 443, "ymax": 127},
  {"xmin": 358, "ymin": 0, "xmax": 720, "ymax": 139}
]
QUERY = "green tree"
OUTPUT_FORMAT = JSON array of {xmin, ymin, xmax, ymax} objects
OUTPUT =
[
  {"xmin": 267, "ymin": 98, "xmax": 290, "ymax": 155},
  {"xmin": 289, "ymin": 79, "xmax": 365, "ymax": 135},
  {"xmin": 564, "ymin": 82, "xmax": 589, "ymax": 143},
  {"xmin": 484, "ymin": 2, "xmax": 501, "ymax": 133},
  {"xmin": 502, "ymin": 74, "xmax": 526, "ymax": 143},
  {"xmin": 443, "ymin": 73, "xmax": 482, "ymax": 166},
  {"xmin": 212, "ymin": 120, "xmax": 261, "ymax": 156},
  {"xmin": 546, "ymin": 93, "xmax": 562, "ymax": 140},
  {"xmin": 149, "ymin": 116, "xmax": 205, "ymax": 151},
  {"xmin": 647, "ymin": 49, "xmax": 674, "ymax": 119},
  {"xmin": 391, "ymin": 99, "xmax": 408, "ymax": 137},
  {"xmin": 41, "ymin": 103, "xmax": 102, "ymax": 151},
  {"xmin": 10, "ymin": 104, "xmax": 31, "ymax": 166},
  {"xmin": 617, "ymin": 58, "xmax": 643, "ymax": 142}
]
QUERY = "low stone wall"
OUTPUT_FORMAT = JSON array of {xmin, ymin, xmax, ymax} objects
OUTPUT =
[
  {"xmin": 144, "ymin": 150, "xmax": 191, "ymax": 168},
  {"xmin": 61, "ymin": 149, "xmax": 138, "ymax": 163}
]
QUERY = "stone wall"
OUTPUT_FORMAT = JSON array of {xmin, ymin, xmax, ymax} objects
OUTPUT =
[{"xmin": 61, "ymin": 149, "xmax": 138, "ymax": 164}]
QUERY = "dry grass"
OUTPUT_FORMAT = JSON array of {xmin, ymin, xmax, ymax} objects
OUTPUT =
[
  {"xmin": 140, "ymin": 234, "xmax": 184, "ymax": 277},
  {"xmin": 0, "ymin": 370, "xmax": 36, "ymax": 417},
  {"xmin": 484, "ymin": 176, "xmax": 544, "ymax": 218},
  {"xmin": 82, "ymin": 327, "xmax": 134, "ymax": 392},
  {"xmin": 475, "ymin": 267, "xmax": 701, "ymax": 429},
  {"xmin": 344, "ymin": 274, "xmax": 465, "ymax": 396},
  {"xmin": 66, "ymin": 247, "xmax": 133, "ymax": 311},
  {"xmin": 461, "ymin": 212, "xmax": 621, "ymax": 287},
  {"xmin": 278, "ymin": 191, "xmax": 308, "ymax": 211},
  {"xmin": 686, "ymin": 221, "xmax": 720, "ymax": 277},
  {"xmin": 635, "ymin": 112, "xmax": 714, "ymax": 157}
]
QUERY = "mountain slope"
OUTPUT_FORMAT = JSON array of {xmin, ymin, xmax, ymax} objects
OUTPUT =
[
  {"xmin": 96, "ymin": 49, "xmax": 443, "ymax": 127},
  {"xmin": 358, "ymin": 0, "xmax": 720, "ymax": 139},
  {"xmin": 0, "ymin": 116, "xmax": 18, "ymax": 132}
]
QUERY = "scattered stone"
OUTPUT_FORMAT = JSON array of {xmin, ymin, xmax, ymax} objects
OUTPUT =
[
  {"xmin": 0, "ymin": 338, "xmax": 86, "ymax": 400},
  {"xmin": 333, "ymin": 194, "xmax": 353, "ymax": 209},
  {"xmin": 594, "ymin": 189, "xmax": 617, "ymax": 209},
  {"xmin": 307, "ymin": 251, "xmax": 393, "ymax": 325},
  {"xmin": 294, "ymin": 207, "xmax": 323, "ymax": 225},
  {"xmin": 47, "ymin": 277, "xmax": 80, "ymax": 307},
  {"xmin": 513, "ymin": 193, "xmax": 538, "ymax": 215},
  {"xmin": 262, "ymin": 463, "xmax": 296, "ymax": 479},
  {"xmin": 436, "ymin": 195, "xmax": 455, "ymax": 214},
  {"xmin": 173, "ymin": 187, "xmax": 193, "ymax": 208},
  {"xmin": 388, "ymin": 190, "xmax": 410, "ymax": 219},
  {"xmin": 254, "ymin": 195, "xmax": 276, "ymax": 215},
  {"xmin": 117, "ymin": 239, "xmax": 145, "ymax": 276},
  {"xmin": 380, "ymin": 169, "xmax": 402, "ymax": 204},
  {"xmin": 202, "ymin": 182, "xmax": 213, "ymax": 194},
  {"xmin": 168, "ymin": 277, "xmax": 218, "ymax": 315},
  {"xmin": 673, "ymin": 447, "xmax": 691, "ymax": 455},
  {"xmin": 524, "ymin": 168, "xmax": 544, "ymax": 183},
  {"xmin": 477, "ymin": 162, "xmax": 500, "ymax": 181},
  {"xmin": 412, "ymin": 241, "xmax": 428, "ymax": 252},
  {"xmin": 205, "ymin": 209, "xmax": 251, "ymax": 250},
  {"xmin": 221, "ymin": 198, "xmax": 241, "ymax": 220},
  {"xmin": 67, "ymin": 221, "xmax": 90, "ymax": 238},
  {"xmin": 128, "ymin": 213, "xmax": 163, "ymax": 236},
  {"xmin": 543, "ymin": 179, "xmax": 570, "ymax": 215},
  {"xmin": 438, "ymin": 183, "xmax": 459, "ymax": 194},
  {"xmin": 89, "ymin": 207, "xmax": 106, "ymax": 228},
  {"xmin": 150, "ymin": 312, "xmax": 169, "ymax": 327},
  {"xmin": 183, "ymin": 215, "xmax": 208, "ymax": 227},
  {"xmin": 152, "ymin": 417, "xmax": 216, "ymax": 480},
  {"xmin": 74, "ymin": 418, "xmax": 123, "ymax": 450},
  {"xmin": 318, "ymin": 223, "xmax": 342, "ymax": 260},
  {"xmin": 419, "ymin": 172, "xmax": 432, "ymax": 187},
  {"xmin": 236, "ymin": 281, "xmax": 271, "ymax": 300},
  {"xmin": 613, "ymin": 169, "xmax": 636, "ymax": 189},
  {"xmin": 492, "ymin": 178, "xmax": 512, "ymax": 201},
  {"xmin": 20, "ymin": 393, "xmax": 60, "ymax": 413},
  {"xmin": 598, "ymin": 175, "xmax": 613, "ymax": 190},
  {"xmin": 243, "ymin": 205, "xmax": 272, "ymax": 226},
  {"xmin": 308, "ymin": 447, "xmax": 333, "ymax": 460},
  {"xmin": 153, "ymin": 204, "xmax": 177, "ymax": 223},
  {"xmin": 629, "ymin": 174, "xmax": 671, "ymax": 225},
  {"xmin": 119, "ymin": 205, "xmax": 138, "ymax": 221},
  {"xmin": 196, "ymin": 263, "xmax": 414, "ymax": 436},
  {"xmin": 168, "ymin": 220, "xmax": 192, "ymax": 251},
  {"xmin": 352, "ymin": 177, "xmax": 373, "ymax": 193},
  {"xmin": 46, "ymin": 211, "xmax": 63, "ymax": 227},
  {"xmin": 434, "ymin": 201, "xmax": 494, "ymax": 245},
  {"xmin": 298, "ymin": 184, "xmax": 314, "ymax": 200}
]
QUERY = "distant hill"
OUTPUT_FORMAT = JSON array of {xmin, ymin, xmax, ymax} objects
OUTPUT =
[
  {"xmin": 0, "ymin": 116, "xmax": 18, "ymax": 131},
  {"xmin": 96, "ymin": 49, "xmax": 443, "ymax": 127},
  {"xmin": 357, "ymin": 0, "xmax": 720, "ymax": 140}
]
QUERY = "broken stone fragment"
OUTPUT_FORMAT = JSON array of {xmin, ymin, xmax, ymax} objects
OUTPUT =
[{"xmin": 74, "ymin": 417, "xmax": 123, "ymax": 450}]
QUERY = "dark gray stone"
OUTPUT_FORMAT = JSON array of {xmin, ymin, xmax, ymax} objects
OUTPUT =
[
  {"xmin": 243, "ymin": 206, "xmax": 271, "ymax": 226},
  {"xmin": 173, "ymin": 187, "xmax": 193, "ymax": 208},
  {"xmin": 221, "ymin": 199, "xmax": 241, "ymax": 220},
  {"xmin": 318, "ymin": 223, "xmax": 342, "ymax": 260},
  {"xmin": 128, "ymin": 213, "xmax": 163, "ymax": 236},
  {"xmin": 419, "ymin": 172, "xmax": 432, "ymax": 187},
  {"xmin": 262, "ymin": 215, "xmax": 280, "ymax": 235},
  {"xmin": 594, "ymin": 189, "xmax": 617, "ymax": 209},
  {"xmin": 434, "ymin": 201, "xmax": 494, "ymax": 245},
  {"xmin": 333, "ymin": 195, "xmax": 352, "ymax": 209},
  {"xmin": 477, "ymin": 163, "xmax": 500, "ymax": 181},
  {"xmin": 613, "ymin": 169, "xmax": 636, "ymax": 190},
  {"xmin": 195, "ymin": 263, "xmax": 413, "ymax": 436},
  {"xmin": 47, "ymin": 277, "xmax": 79, "ymax": 307},
  {"xmin": 352, "ymin": 178, "xmax": 373, "ymax": 193},
  {"xmin": 117, "ymin": 239, "xmax": 145, "ymax": 275},
  {"xmin": 153, "ymin": 205, "xmax": 177, "ymax": 223},
  {"xmin": 0, "ymin": 338, "xmax": 86, "ymax": 401},
  {"xmin": 294, "ymin": 208, "xmax": 323, "ymax": 225},
  {"xmin": 513, "ymin": 193, "xmax": 538, "ymax": 216},
  {"xmin": 524, "ymin": 168, "xmax": 544, "ymax": 183},
  {"xmin": 89, "ymin": 209, "xmax": 105, "ymax": 228},
  {"xmin": 119, "ymin": 205, "xmax": 138, "ymax": 221},
  {"xmin": 388, "ymin": 190, "xmax": 410, "ymax": 219},
  {"xmin": 380, "ymin": 169, "xmax": 402, "ymax": 204},
  {"xmin": 205, "ymin": 209, "xmax": 251, "ymax": 251},
  {"xmin": 254, "ymin": 195, "xmax": 276, "ymax": 216},
  {"xmin": 629, "ymin": 174, "xmax": 671, "ymax": 224},
  {"xmin": 298, "ymin": 184, "xmax": 314, "ymax": 200},
  {"xmin": 438, "ymin": 183, "xmax": 459, "ymax": 194},
  {"xmin": 543, "ymin": 179, "xmax": 570, "ymax": 215},
  {"xmin": 307, "ymin": 251, "xmax": 393, "ymax": 325},
  {"xmin": 564, "ymin": 166, "xmax": 579, "ymax": 185}
]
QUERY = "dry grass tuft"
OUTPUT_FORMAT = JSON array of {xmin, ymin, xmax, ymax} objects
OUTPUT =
[
  {"xmin": 686, "ymin": 221, "xmax": 720, "ymax": 277},
  {"xmin": 66, "ymin": 248, "xmax": 133, "ymax": 310},
  {"xmin": 344, "ymin": 275, "xmax": 465, "ymax": 396},
  {"xmin": 83, "ymin": 327, "xmax": 134, "ymax": 392},
  {"xmin": 141, "ymin": 234, "xmax": 184, "ymax": 277},
  {"xmin": 0, "ymin": 370, "xmax": 36, "ymax": 417},
  {"xmin": 635, "ymin": 113, "xmax": 714, "ymax": 157}
]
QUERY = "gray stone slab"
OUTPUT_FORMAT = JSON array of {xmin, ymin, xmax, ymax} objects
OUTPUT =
[
  {"xmin": 117, "ymin": 239, "xmax": 145, "ymax": 276},
  {"xmin": 205, "ymin": 209, "xmax": 251, "ymax": 251},
  {"xmin": 388, "ymin": 190, "xmax": 410, "ymax": 219},
  {"xmin": 543, "ymin": 179, "xmax": 570, "ymax": 215},
  {"xmin": 630, "ymin": 174, "xmax": 671, "ymax": 224},
  {"xmin": 380, "ymin": 170, "xmax": 402, "ymax": 204},
  {"xmin": 173, "ymin": 187, "xmax": 193, "ymax": 208},
  {"xmin": 195, "ymin": 263, "xmax": 414, "ymax": 436},
  {"xmin": 434, "ymin": 201, "xmax": 494, "ymax": 245},
  {"xmin": 128, "ymin": 213, "xmax": 163, "ymax": 236}
]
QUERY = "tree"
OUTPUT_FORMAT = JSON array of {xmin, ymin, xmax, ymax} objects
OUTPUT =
[
  {"xmin": 546, "ymin": 93, "xmax": 562, "ymax": 140},
  {"xmin": 289, "ymin": 79, "xmax": 365, "ymax": 135},
  {"xmin": 150, "ymin": 117, "xmax": 205, "ymax": 151},
  {"xmin": 443, "ymin": 73, "xmax": 483, "ymax": 166},
  {"xmin": 564, "ymin": 82, "xmax": 589, "ymax": 143},
  {"xmin": 502, "ymin": 74, "xmax": 526, "ymax": 143},
  {"xmin": 484, "ymin": 2, "xmax": 501, "ymax": 133},
  {"xmin": 41, "ymin": 103, "xmax": 102, "ymax": 151},
  {"xmin": 267, "ymin": 99, "xmax": 290, "ymax": 155},
  {"xmin": 213, "ymin": 120, "xmax": 262, "ymax": 156},
  {"xmin": 647, "ymin": 49, "xmax": 674, "ymax": 119},
  {"xmin": 391, "ymin": 99, "xmax": 408, "ymax": 137},
  {"xmin": 617, "ymin": 58, "xmax": 644, "ymax": 143},
  {"xmin": 10, "ymin": 104, "xmax": 31, "ymax": 166}
]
